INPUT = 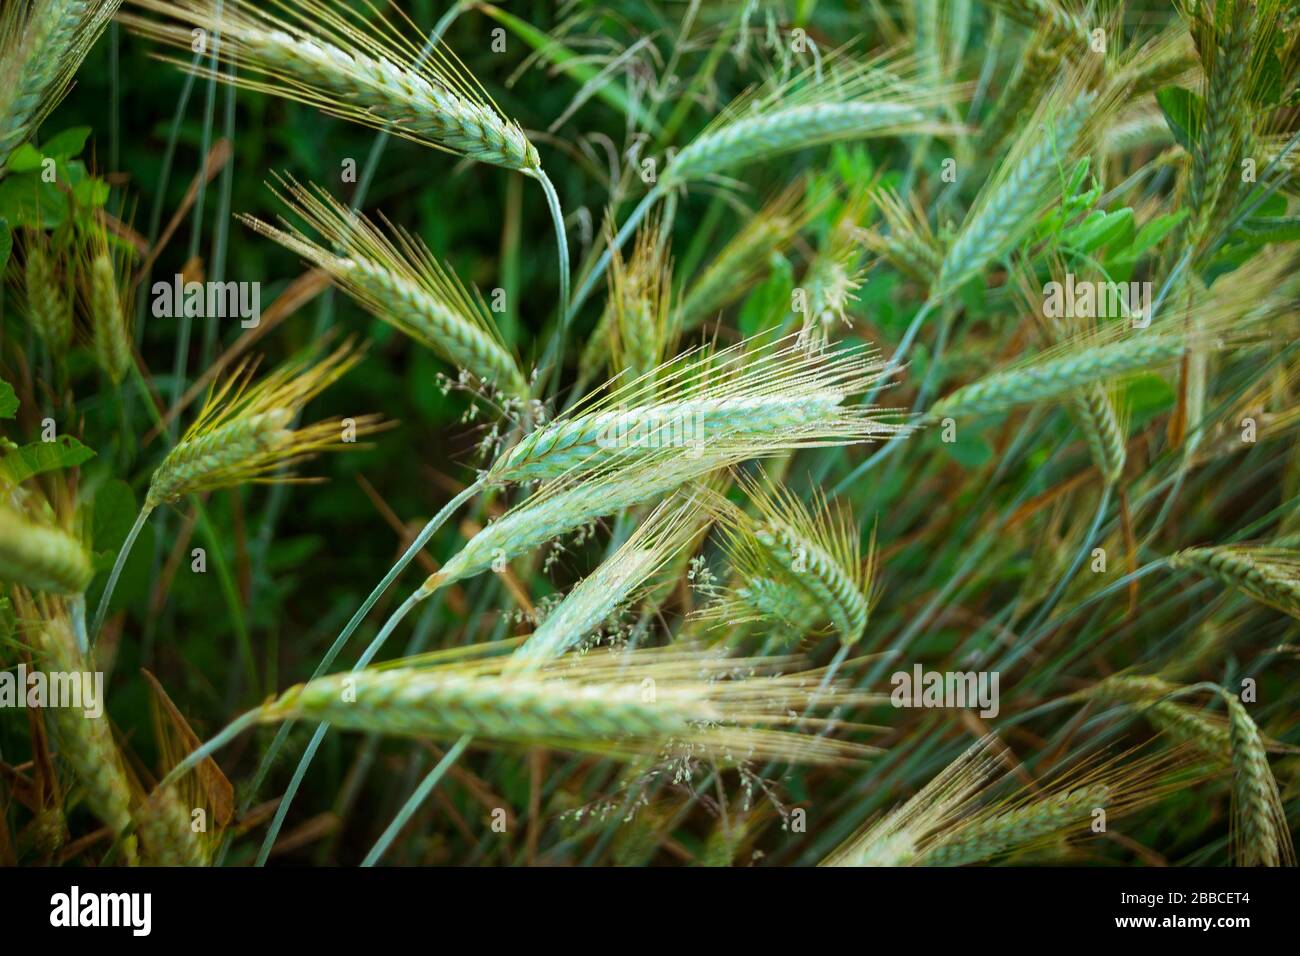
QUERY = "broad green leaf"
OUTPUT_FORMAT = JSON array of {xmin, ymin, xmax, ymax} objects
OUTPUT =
[
  {"xmin": 1064, "ymin": 208, "xmax": 1134, "ymax": 253},
  {"xmin": 0, "ymin": 436, "xmax": 96, "ymax": 484},
  {"xmin": 39, "ymin": 127, "xmax": 91, "ymax": 159},
  {"xmin": 92, "ymin": 479, "xmax": 137, "ymax": 555},
  {"xmin": 1132, "ymin": 209, "xmax": 1188, "ymax": 255}
]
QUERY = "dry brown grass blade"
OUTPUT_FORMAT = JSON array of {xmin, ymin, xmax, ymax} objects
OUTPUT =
[{"xmin": 139, "ymin": 669, "xmax": 235, "ymax": 826}]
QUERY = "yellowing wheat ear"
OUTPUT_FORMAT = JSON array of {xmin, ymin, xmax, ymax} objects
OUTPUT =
[
  {"xmin": 92, "ymin": 341, "xmax": 384, "ymax": 640},
  {"xmin": 145, "ymin": 340, "xmax": 381, "ymax": 508}
]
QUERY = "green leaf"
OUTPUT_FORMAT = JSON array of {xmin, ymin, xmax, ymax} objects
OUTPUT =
[
  {"xmin": 0, "ymin": 436, "xmax": 96, "ymax": 485},
  {"xmin": 0, "ymin": 218, "xmax": 10, "ymax": 271},
  {"xmin": 4, "ymin": 145, "xmax": 44, "ymax": 174},
  {"xmin": 1231, "ymin": 216, "xmax": 1300, "ymax": 244},
  {"xmin": 1132, "ymin": 209, "xmax": 1188, "ymax": 255},
  {"xmin": 1156, "ymin": 87, "xmax": 1204, "ymax": 153},
  {"xmin": 1063, "ymin": 208, "xmax": 1134, "ymax": 253},
  {"xmin": 38, "ymin": 127, "xmax": 91, "ymax": 159},
  {"xmin": 0, "ymin": 378, "xmax": 16, "ymax": 419}
]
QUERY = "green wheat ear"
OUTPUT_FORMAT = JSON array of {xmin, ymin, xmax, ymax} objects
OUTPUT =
[
  {"xmin": 1223, "ymin": 693, "xmax": 1295, "ymax": 867},
  {"xmin": 0, "ymin": 0, "xmax": 121, "ymax": 172},
  {"xmin": 243, "ymin": 177, "xmax": 531, "ymax": 403}
]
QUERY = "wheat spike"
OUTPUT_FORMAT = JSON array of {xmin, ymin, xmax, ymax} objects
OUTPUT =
[
  {"xmin": 493, "ymin": 333, "xmax": 901, "ymax": 484},
  {"xmin": 146, "ymin": 341, "xmax": 381, "ymax": 508},
  {"xmin": 937, "ymin": 91, "xmax": 1091, "ymax": 297},
  {"xmin": 0, "ymin": 504, "xmax": 93, "ymax": 594},
  {"xmin": 22, "ymin": 235, "xmax": 73, "ymax": 353},
  {"xmin": 85, "ymin": 246, "xmax": 134, "ymax": 386},
  {"xmin": 1169, "ymin": 545, "xmax": 1300, "ymax": 619},
  {"xmin": 124, "ymin": 0, "xmax": 538, "ymax": 171},
  {"xmin": 512, "ymin": 501, "xmax": 701, "ymax": 665},
  {"xmin": 1223, "ymin": 694, "xmax": 1294, "ymax": 866},
  {"xmin": 1069, "ymin": 385, "xmax": 1126, "ymax": 485},
  {"xmin": 32, "ymin": 613, "xmax": 138, "ymax": 864},
  {"xmin": 0, "ymin": 0, "xmax": 120, "ymax": 171},
  {"xmin": 986, "ymin": 0, "xmax": 1090, "ymax": 46},
  {"xmin": 136, "ymin": 785, "xmax": 208, "ymax": 866},
  {"xmin": 920, "ymin": 785, "xmax": 1111, "ymax": 866},
  {"xmin": 256, "ymin": 647, "xmax": 872, "ymax": 765},
  {"xmin": 664, "ymin": 55, "xmax": 947, "ymax": 186},
  {"xmin": 242, "ymin": 178, "xmax": 529, "ymax": 400},
  {"xmin": 677, "ymin": 182, "xmax": 807, "ymax": 332}
]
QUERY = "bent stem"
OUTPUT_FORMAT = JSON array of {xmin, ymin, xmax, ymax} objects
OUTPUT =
[
  {"xmin": 255, "ymin": 586, "xmax": 430, "ymax": 866},
  {"xmin": 534, "ymin": 169, "xmax": 570, "ymax": 320},
  {"xmin": 91, "ymin": 505, "xmax": 154, "ymax": 643}
]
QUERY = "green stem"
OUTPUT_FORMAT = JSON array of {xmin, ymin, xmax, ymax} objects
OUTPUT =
[
  {"xmin": 91, "ymin": 505, "xmax": 153, "ymax": 643},
  {"xmin": 362, "ymin": 733, "xmax": 472, "ymax": 866},
  {"xmin": 236, "ymin": 478, "xmax": 482, "ymax": 834},
  {"xmin": 534, "ymin": 169, "xmax": 570, "ymax": 320},
  {"xmin": 255, "ymin": 587, "xmax": 429, "ymax": 866}
]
